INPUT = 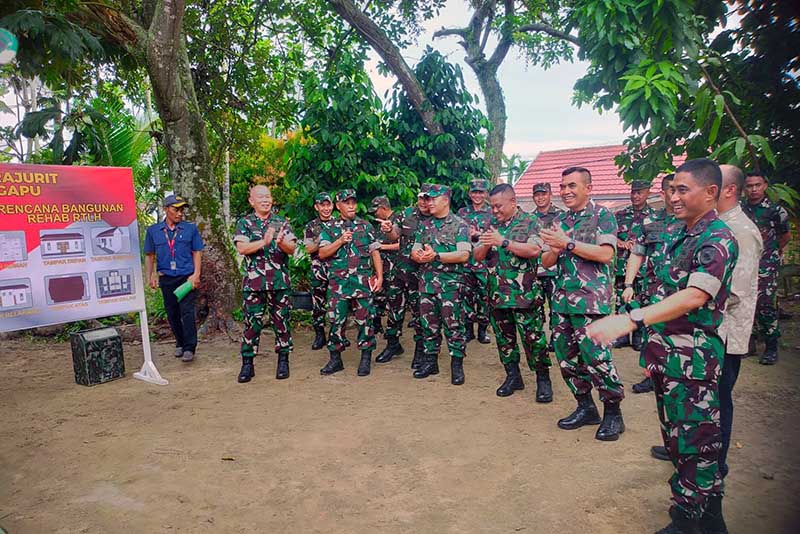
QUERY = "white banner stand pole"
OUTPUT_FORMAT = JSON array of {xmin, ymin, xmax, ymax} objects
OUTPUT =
[{"xmin": 133, "ymin": 309, "xmax": 168, "ymax": 386}]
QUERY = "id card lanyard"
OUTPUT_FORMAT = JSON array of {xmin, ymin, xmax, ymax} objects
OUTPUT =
[{"xmin": 164, "ymin": 226, "xmax": 179, "ymax": 271}]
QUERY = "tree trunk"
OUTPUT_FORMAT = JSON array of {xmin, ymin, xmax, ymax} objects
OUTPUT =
[{"xmin": 474, "ymin": 66, "xmax": 506, "ymax": 183}]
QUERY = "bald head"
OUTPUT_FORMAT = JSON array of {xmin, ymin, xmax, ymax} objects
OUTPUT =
[{"xmin": 718, "ymin": 164, "xmax": 744, "ymax": 213}]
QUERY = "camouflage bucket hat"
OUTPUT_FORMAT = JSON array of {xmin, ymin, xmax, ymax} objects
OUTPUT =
[
  {"xmin": 469, "ymin": 179, "xmax": 489, "ymax": 192},
  {"xmin": 369, "ymin": 195, "xmax": 390, "ymax": 213},
  {"xmin": 532, "ymin": 183, "xmax": 551, "ymax": 194},
  {"xmin": 314, "ymin": 191, "xmax": 332, "ymax": 203},
  {"xmin": 336, "ymin": 188, "xmax": 357, "ymax": 202},
  {"xmin": 425, "ymin": 184, "xmax": 450, "ymax": 198},
  {"xmin": 630, "ymin": 179, "xmax": 651, "ymax": 191}
]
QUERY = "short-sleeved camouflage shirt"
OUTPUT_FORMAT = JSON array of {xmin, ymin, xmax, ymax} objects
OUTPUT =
[
  {"xmin": 485, "ymin": 208, "xmax": 543, "ymax": 309},
  {"xmin": 551, "ymin": 200, "xmax": 618, "ymax": 315},
  {"xmin": 234, "ymin": 211, "xmax": 296, "ymax": 292},
  {"xmin": 742, "ymin": 197, "xmax": 790, "ymax": 276},
  {"xmin": 631, "ymin": 208, "xmax": 679, "ymax": 300},
  {"xmin": 614, "ymin": 204, "xmax": 654, "ymax": 277},
  {"xmin": 304, "ymin": 216, "xmax": 334, "ymax": 269},
  {"xmin": 319, "ymin": 216, "xmax": 380, "ymax": 299},
  {"xmin": 414, "ymin": 212, "xmax": 470, "ymax": 294},
  {"xmin": 646, "ymin": 210, "xmax": 738, "ymax": 381},
  {"xmin": 395, "ymin": 205, "xmax": 427, "ymax": 272},
  {"xmin": 532, "ymin": 204, "xmax": 564, "ymax": 276},
  {"xmin": 457, "ymin": 204, "xmax": 492, "ymax": 270}
]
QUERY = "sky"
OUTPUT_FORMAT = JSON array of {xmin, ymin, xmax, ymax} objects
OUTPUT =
[{"xmin": 364, "ymin": 1, "xmax": 627, "ymax": 162}]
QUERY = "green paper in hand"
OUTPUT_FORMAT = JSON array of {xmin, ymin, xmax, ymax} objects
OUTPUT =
[{"xmin": 173, "ymin": 280, "xmax": 194, "ymax": 302}]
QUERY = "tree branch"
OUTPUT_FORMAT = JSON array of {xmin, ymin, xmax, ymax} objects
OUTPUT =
[
  {"xmin": 432, "ymin": 27, "xmax": 467, "ymax": 39},
  {"xmin": 516, "ymin": 22, "xmax": 580, "ymax": 47}
]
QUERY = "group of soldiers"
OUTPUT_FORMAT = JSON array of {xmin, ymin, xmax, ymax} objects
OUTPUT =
[{"xmin": 227, "ymin": 159, "xmax": 790, "ymax": 534}]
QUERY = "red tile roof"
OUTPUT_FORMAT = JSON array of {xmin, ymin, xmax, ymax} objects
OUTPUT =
[{"xmin": 515, "ymin": 144, "xmax": 687, "ymax": 201}]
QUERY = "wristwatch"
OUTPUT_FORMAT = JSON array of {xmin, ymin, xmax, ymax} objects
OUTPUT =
[
  {"xmin": 628, "ymin": 307, "xmax": 646, "ymax": 331},
  {"xmin": 565, "ymin": 239, "xmax": 576, "ymax": 252},
  {"xmin": 434, "ymin": 253, "xmax": 441, "ymax": 262},
  {"xmin": 501, "ymin": 239, "xmax": 510, "ymax": 249},
  {"xmin": 624, "ymin": 283, "xmax": 634, "ymax": 289}
]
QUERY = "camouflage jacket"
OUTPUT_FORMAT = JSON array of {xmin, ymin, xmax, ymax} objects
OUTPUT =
[
  {"xmin": 374, "ymin": 211, "xmax": 402, "ymax": 276},
  {"xmin": 742, "ymin": 197, "xmax": 790, "ymax": 276},
  {"xmin": 319, "ymin": 216, "xmax": 380, "ymax": 299},
  {"xmin": 647, "ymin": 210, "xmax": 738, "ymax": 381},
  {"xmin": 234, "ymin": 211, "xmax": 296, "ymax": 292},
  {"xmin": 551, "ymin": 200, "xmax": 618, "ymax": 315},
  {"xmin": 531, "ymin": 204, "xmax": 564, "ymax": 277},
  {"xmin": 631, "ymin": 208, "xmax": 680, "ymax": 300},
  {"xmin": 614, "ymin": 204, "xmax": 654, "ymax": 277},
  {"xmin": 395, "ymin": 206, "xmax": 427, "ymax": 272},
  {"xmin": 413, "ymin": 212, "xmax": 470, "ymax": 294},
  {"xmin": 304, "ymin": 216, "xmax": 334, "ymax": 270},
  {"xmin": 457, "ymin": 203, "xmax": 492, "ymax": 271},
  {"xmin": 485, "ymin": 208, "xmax": 543, "ymax": 309}
]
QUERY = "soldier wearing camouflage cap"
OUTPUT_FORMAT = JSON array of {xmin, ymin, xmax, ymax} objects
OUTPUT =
[
  {"xmin": 233, "ymin": 185, "xmax": 297, "ymax": 383},
  {"xmin": 540, "ymin": 167, "xmax": 625, "ymax": 441},
  {"xmin": 587, "ymin": 158, "xmax": 738, "ymax": 533},
  {"xmin": 304, "ymin": 191, "xmax": 336, "ymax": 350},
  {"xmin": 411, "ymin": 184, "xmax": 471, "ymax": 385},
  {"xmin": 531, "ymin": 181, "xmax": 563, "ymax": 351},
  {"xmin": 318, "ymin": 189, "xmax": 384, "ymax": 377},
  {"xmin": 457, "ymin": 178, "xmax": 492, "ymax": 344},
  {"xmin": 612, "ymin": 178, "xmax": 654, "ymax": 349},
  {"xmin": 368, "ymin": 196, "xmax": 392, "ymax": 337},
  {"xmin": 474, "ymin": 184, "xmax": 553, "ymax": 402}
]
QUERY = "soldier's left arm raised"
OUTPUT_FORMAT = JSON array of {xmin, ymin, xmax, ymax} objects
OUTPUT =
[{"xmin": 777, "ymin": 205, "xmax": 791, "ymax": 251}]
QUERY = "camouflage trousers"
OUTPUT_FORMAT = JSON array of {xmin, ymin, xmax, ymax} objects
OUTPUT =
[
  {"xmin": 650, "ymin": 367, "xmax": 722, "ymax": 519},
  {"xmin": 310, "ymin": 260, "xmax": 330, "ymax": 330},
  {"xmin": 537, "ymin": 276, "xmax": 557, "ymax": 332},
  {"xmin": 490, "ymin": 307, "xmax": 550, "ymax": 371},
  {"xmin": 240, "ymin": 289, "xmax": 293, "ymax": 357},
  {"xmin": 395, "ymin": 269, "xmax": 422, "ymax": 341},
  {"xmin": 552, "ymin": 313, "xmax": 625, "ymax": 403},
  {"xmin": 419, "ymin": 287, "xmax": 466, "ymax": 359},
  {"xmin": 382, "ymin": 270, "xmax": 407, "ymax": 339},
  {"xmin": 754, "ymin": 271, "xmax": 780, "ymax": 340},
  {"xmin": 327, "ymin": 293, "xmax": 376, "ymax": 352},
  {"xmin": 463, "ymin": 269, "xmax": 489, "ymax": 326}
]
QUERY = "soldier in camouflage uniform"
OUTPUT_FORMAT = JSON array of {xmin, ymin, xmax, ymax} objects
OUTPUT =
[
  {"xmin": 587, "ymin": 159, "xmax": 738, "ymax": 534},
  {"xmin": 304, "ymin": 192, "xmax": 335, "ymax": 350},
  {"xmin": 384, "ymin": 184, "xmax": 433, "ymax": 368},
  {"xmin": 540, "ymin": 167, "xmax": 625, "ymax": 441},
  {"xmin": 474, "ymin": 184, "xmax": 553, "ymax": 402},
  {"xmin": 743, "ymin": 172, "xmax": 791, "ymax": 365},
  {"xmin": 234, "ymin": 185, "xmax": 297, "ymax": 383},
  {"xmin": 457, "ymin": 178, "xmax": 492, "ymax": 344},
  {"xmin": 612, "ymin": 179, "xmax": 654, "ymax": 349},
  {"xmin": 369, "ymin": 197, "xmax": 394, "ymax": 336},
  {"xmin": 531, "ymin": 182, "xmax": 563, "ymax": 350},
  {"xmin": 411, "ymin": 184, "xmax": 471, "ymax": 385},
  {"xmin": 370, "ymin": 196, "xmax": 407, "ymax": 364},
  {"xmin": 621, "ymin": 174, "xmax": 677, "ymax": 395},
  {"xmin": 318, "ymin": 189, "xmax": 384, "ymax": 377}
]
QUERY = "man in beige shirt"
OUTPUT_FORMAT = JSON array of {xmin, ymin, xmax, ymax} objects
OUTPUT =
[{"xmin": 714, "ymin": 164, "xmax": 763, "ymax": 527}]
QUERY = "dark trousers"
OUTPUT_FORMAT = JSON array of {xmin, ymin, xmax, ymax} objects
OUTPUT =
[
  {"xmin": 159, "ymin": 275, "xmax": 198, "ymax": 353},
  {"xmin": 718, "ymin": 353, "xmax": 742, "ymax": 480}
]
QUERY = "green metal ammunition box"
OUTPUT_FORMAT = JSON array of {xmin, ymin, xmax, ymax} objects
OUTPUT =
[{"xmin": 70, "ymin": 327, "xmax": 125, "ymax": 386}]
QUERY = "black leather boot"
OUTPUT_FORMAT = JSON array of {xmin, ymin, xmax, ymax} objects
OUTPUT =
[
  {"xmin": 311, "ymin": 327, "xmax": 326, "ymax": 350},
  {"xmin": 357, "ymin": 350, "xmax": 372, "ymax": 376},
  {"xmin": 611, "ymin": 334, "xmax": 630, "ymax": 348},
  {"xmin": 651, "ymin": 445, "xmax": 671, "ymax": 461},
  {"xmin": 237, "ymin": 357, "xmax": 255, "ymax": 383},
  {"xmin": 557, "ymin": 392, "xmax": 601, "ymax": 430},
  {"xmin": 275, "ymin": 351, "xmax": 289, "ymax": 379},
  {"xmin": 373, "ymin": 316, "xmax": 383, "ymax": 334},
  {"xmin": 632, "ymin": 376, "xmax": 654, "ymax": 393},
  {"xmin": 699, "ymin": 495, "xmax": 728, "ymax": 534},
  {"xmin": 413, "ymin": 353, "xmax": 439, "ymax": 378},
  {"xmin": 320, "ymin": 351, "xmax": 344, "ymax": 375},
  {"xmin": 411, "ymin": 340, "xmax": 423, "ymax": 369},
  {"xmin": 496, "ymin": 362, "xmax": 524, "ymax": 397},
  {"xmin": 535, "ymin": 368, "xmax": 553, "ymax": 403},
  {"xmin": 450, "ymin": 357, "xmax": 465, "ymax": 385},
  {"xmin": 477, "ymin": 323, "xmax": 491, "ymax": 344},
  {"xmin": 656, "ymin": 506, "xmax": 703, "ymax": 534},
  {"xmin": 631, "ymin": 328, "xmax": 643, "ymax": 351},
  {"xmin": 595, "ymin": 402, "xmax": 625, "ymax": 441},
  {"xmin": 465, "ymin": 322, "xmax": 475, "ymax": 342},
  {"xmin": 376, "ymin": 336, "xmax": 404, "ymax": 363},
  {"xmin": 759, "ymin": 338, "xmax": 778, "ymax": 365}
]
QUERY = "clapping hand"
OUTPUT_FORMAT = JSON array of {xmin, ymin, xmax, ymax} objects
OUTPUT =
[
  {"xmin": 478, "ymin": 229, "xmax": 503, "ymax": 247},
  {"xmin": 539, "ymin": 225, "xmax": 569, "ymax": 252}
]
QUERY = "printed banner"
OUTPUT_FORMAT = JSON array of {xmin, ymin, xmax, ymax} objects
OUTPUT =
[{"xmin": 0, "ymin": 163, "xmax": 145, "ymax": 332}]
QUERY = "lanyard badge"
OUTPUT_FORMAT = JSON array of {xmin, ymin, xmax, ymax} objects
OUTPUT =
[{"xmin": 164, "ymin": 227, "xmax": 178, "ymax": 270}]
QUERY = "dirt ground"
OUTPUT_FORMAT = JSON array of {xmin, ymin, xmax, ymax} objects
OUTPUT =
[{"xmin": 2, "ymin": 312, "xmax": 799, "ymax": 534}]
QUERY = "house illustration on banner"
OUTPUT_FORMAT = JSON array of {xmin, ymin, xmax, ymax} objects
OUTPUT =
[
  {"xmin": 0, "ymin": 231, "xmax": 27, "ymax": 262},
  {"xmin": 45, "ymin": 273, "xmax": 90, "ymax": 304},
  {"xmin": 40, "ymin": 231, "xmax": 86, "ymax": 257},
  {"xmin": 92, "ymin": 226, "xmax": 130, "ymax": 255},
  {"xmin": 95, "ymin": 268, "xmax": 134, "ymax": 298},
  {"xmin": 0, "ymin": 278, "xmax": 33, "ymax": 310}
]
